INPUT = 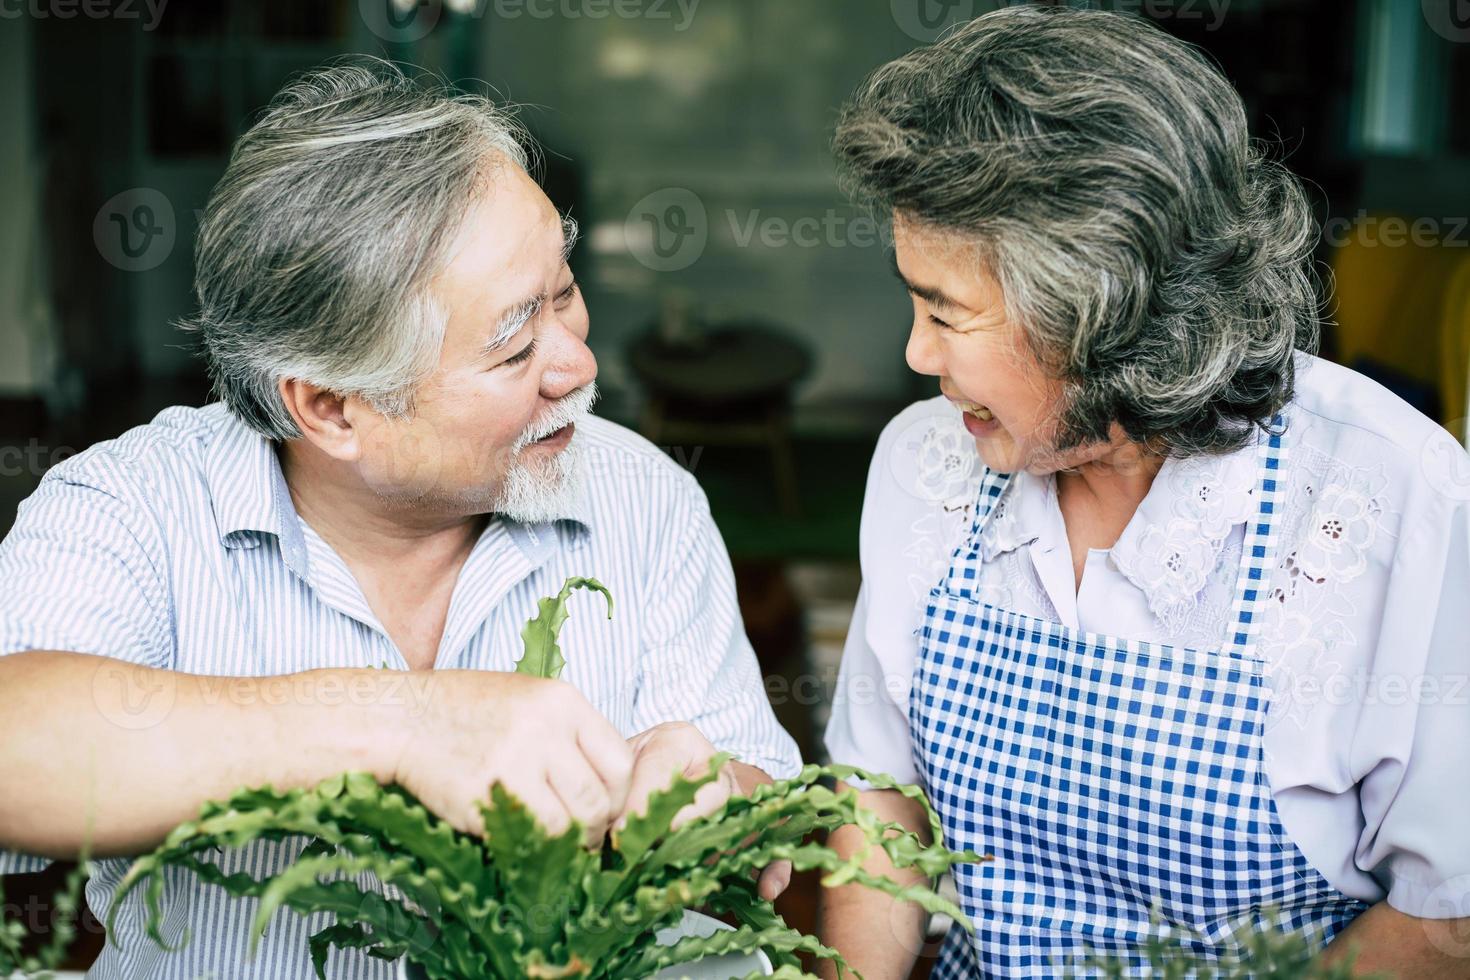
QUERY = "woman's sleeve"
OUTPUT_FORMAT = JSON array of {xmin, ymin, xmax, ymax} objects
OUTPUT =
[
  {"xmin": 1353, "ymin": 466, "xmax": 1470, "ymax": 919},
  {"xmin": 823, "ymin": 582, "xmax": 920, "ymax": 787}
]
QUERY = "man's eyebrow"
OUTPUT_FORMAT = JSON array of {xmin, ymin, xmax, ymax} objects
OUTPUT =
[
  {"xmin": 481, "ymin": 213, "xmax": 581, "ymax": 356},
  {"xmin": 890, "ymin": 258, "xmax": 962, "ymax": 313},
  {"xmin": 482, "ymin": 296, "xmax": 542, "ymax": 355}
]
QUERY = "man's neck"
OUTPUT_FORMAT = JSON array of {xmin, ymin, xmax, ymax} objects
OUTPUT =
[{"xmin": 276, "ymin": 440, "xmax": 486, "ymax": 577}]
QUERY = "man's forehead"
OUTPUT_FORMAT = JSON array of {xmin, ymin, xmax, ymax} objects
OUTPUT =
[{"xmin": 437, "ymin": 180, "xmax": 568, "ymax": 302}]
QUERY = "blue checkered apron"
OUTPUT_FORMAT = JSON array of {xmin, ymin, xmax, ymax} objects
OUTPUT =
[{"xmin": 909, "ymin": 417, "xmax": 1368, "ymax": 978}]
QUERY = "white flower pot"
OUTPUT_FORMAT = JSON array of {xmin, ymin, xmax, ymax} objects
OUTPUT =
[{"xmin": 396, "ymin": 909, "xmax": 774, "ymax": 980}]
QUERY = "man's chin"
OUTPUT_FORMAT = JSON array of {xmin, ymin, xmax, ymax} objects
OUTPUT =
[{"xmin": 486, "ymin": 445, "xmax": 584, "ymax": 524}]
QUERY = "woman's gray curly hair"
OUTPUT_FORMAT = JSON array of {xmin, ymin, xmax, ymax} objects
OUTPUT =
[{"xmin": 834, "ymin": 5, "xmax": 1319, "ymax": 457}]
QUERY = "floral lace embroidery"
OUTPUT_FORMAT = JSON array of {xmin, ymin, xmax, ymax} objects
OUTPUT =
[
  {"xmin": 913, "ymin": 414, "xmax": 981, "ymax": 510},
  {"xmin": 1278, "ymin": 458, "xmax": 1389, "ymax": 592},
  {"xmin": 1113, "ymin": 454, "xmax": 1256, "ymax": 635},
  {"xmin": 1258, "ymin": 447, "xmax": 1391, "ymax": 733},
  {"xmin": 898, "ymin": 413, "xmax": 986, "ymax": 606},
  {"xmin": 898, "ymin": 407, "xmax": 1399, "ymax": 734}
]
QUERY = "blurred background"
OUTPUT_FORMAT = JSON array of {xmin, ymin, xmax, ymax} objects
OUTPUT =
[{"xmin": 1, "ymin": 0, "xmax": 1468, "ymax": 973}]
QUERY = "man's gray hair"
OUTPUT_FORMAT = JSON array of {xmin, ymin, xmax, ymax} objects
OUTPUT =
[
  {"xmin": 181, "ymin": 57, "xmax": 531, "ymax": 440},
  {"xmin": 835, "ymin": 6, "xmax": 1319, "ymax": 457}
]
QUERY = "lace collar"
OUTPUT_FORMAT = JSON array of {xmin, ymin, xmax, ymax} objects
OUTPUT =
[
  {"xmin": 1110, "ymin": 444, "xmax": 1258, "ymax": 634},
  {"xmin": 971, "ymin": 440, "xmax": 1258, "ymax": 634}
]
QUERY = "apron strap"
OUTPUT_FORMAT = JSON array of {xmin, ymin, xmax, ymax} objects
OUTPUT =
[
  {"xmin": 1222, "ymin": 412, "xmax": 1291, "ymax": 659},
  {"xmin": 942, "ymin": 466, "xmax": 1013, "ymax": 598}
]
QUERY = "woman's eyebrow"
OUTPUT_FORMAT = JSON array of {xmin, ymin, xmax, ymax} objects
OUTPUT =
[{"xmin": 890, "ymin": 259, "xmax": 963, "ymax": 313}]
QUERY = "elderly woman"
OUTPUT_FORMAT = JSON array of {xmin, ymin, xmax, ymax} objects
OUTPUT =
[{"xmin": 819, "ymin": 8, "xmax": 1470, "ymax": 979}]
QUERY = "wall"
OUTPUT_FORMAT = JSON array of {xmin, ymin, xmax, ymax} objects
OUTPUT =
[{"xmin": 475, "ymin": 0, "xmax": 929, "ymax": 417}]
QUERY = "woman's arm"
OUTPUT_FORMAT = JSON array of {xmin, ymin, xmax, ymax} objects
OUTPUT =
[
  {"xmin": 1323, "ymin": 901, "xmax": 1470, "ymax": 978},
  {"xmin": 817, "ymin": 783, "xmax": 935, "ymax": 980}
]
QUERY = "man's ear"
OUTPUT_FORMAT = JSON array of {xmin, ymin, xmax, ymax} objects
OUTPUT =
[{"xmin": 278, "ymin": 379, "xmax": 360, "ymax": 462}]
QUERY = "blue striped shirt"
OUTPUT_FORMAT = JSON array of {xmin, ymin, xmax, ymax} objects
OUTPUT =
[{"xmin": 0, "ymin": 402, "xmax": 801, "ymax": 979}]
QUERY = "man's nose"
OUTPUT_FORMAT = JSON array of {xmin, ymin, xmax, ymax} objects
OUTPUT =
[{"xmin": 540, "ymin": 323, "xmax": 598, "ymax": 401}]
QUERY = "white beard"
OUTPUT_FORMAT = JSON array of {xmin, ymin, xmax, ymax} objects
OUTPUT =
[{"xmin": 487, "ymin": 382, "xmax": 597, "ymax": 524}]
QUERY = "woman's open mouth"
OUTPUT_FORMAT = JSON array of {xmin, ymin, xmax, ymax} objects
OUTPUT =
[{"xmin": 954, "ymin": 400, "xmax": 1000, "ymax": 437}]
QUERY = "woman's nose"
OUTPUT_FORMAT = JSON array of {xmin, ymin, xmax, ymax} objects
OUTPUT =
[{"xmin": 906, "ymin": 319, "xmax": 943, "ymax": 377}]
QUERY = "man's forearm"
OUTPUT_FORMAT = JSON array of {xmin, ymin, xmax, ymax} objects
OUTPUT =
[
  {"xmin": 1323, "ymin": 900, "xmax": 1470, "ymax": 978},
  {"xmin": 0, "ymin": 651, "xmax": 413, "ymax": 860}
]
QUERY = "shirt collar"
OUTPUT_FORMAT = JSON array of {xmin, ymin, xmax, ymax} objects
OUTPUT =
[
  {"xmin": 1109, "ymin": 438, "xmax": 1259, "ymax": 631},
  {"xmin": 973, "ymin": 434, "xmax": 1259, "ymax": 627},
  {"xmin": 976, "ymin": 468, "xmax": 1045, "ymax": 562},
  {"xmin": 203, "ymin": 406, "xmax": 310, "ymax": 577}
]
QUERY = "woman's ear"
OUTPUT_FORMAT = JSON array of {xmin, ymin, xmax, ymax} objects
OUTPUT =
[{"xmin": 278, "ymin": 378, "xmax": 360, "ymax": 462}]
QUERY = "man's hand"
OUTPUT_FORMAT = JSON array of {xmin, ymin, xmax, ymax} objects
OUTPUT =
[
  {"xmin": 392, "ymin": 670, "xmax": 635, "ymax": 848},
  {"xmin": 617, "ymin": 721, "xmax": 793, "ymax": 901}
]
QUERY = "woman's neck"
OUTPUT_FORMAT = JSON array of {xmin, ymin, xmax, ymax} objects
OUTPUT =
[{"xmin": 1053, "ymin": 438, "xmax": 1164, "ymax": 589}]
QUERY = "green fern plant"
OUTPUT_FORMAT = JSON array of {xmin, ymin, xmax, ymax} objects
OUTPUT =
[{"xmin": 109, "ymin": 577, "xmax": 980, "ymax": 979}]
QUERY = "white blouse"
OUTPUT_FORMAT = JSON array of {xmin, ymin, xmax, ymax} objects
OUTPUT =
[{"xmin": 825, "ymin": 353, "xmax": 1470, "ymax": 920}]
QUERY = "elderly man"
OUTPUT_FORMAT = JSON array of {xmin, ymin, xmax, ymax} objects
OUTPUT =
[{"xmin": 0, "ymin": 60, "xmax": 799, "ymax": 978}]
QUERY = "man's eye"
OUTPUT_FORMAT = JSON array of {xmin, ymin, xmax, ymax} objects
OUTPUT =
[
  {"xmin": 929, "ymin": 314, "xmax": 952, "ymax": 329},
  {"xmin": 554, "ymin": 280, "xmax": 578, "ymax": 306},
  {"xmin": 502, "ymin": 340, "xmax": 537, "ymax": 367}
]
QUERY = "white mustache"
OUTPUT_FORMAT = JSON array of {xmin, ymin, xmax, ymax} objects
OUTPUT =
[{"xmin": 513, "ymin": 382, "xmax": 599, "ymax": 451}]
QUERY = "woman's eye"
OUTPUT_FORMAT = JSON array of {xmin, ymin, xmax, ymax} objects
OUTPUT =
[{"xmin": 502, "ymin": 340, "xmax": 537, "ymax": 367}]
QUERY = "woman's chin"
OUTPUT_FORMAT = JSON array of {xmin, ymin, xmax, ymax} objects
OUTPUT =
[{"xmin": 971, "ymin": 431, "xmax": 1024, "ymax": 474}]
